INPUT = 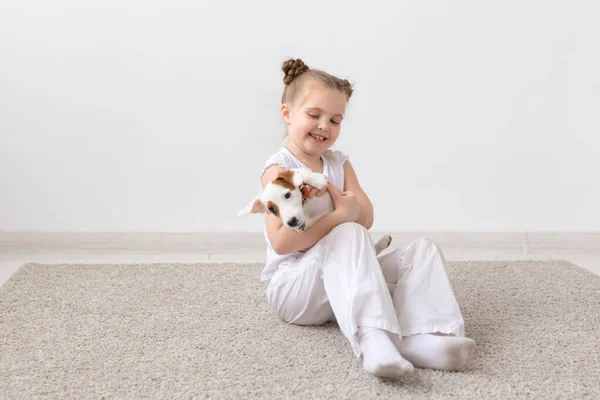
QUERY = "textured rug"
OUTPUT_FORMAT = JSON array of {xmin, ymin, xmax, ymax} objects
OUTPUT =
[{"xmin": 1, "ymin": 260, "xmax": 599, "ymax": 399}]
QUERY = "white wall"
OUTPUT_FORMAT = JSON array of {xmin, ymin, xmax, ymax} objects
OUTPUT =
[{"xmin": 1, "ymin": 0, "xmax": 599, "ymax": 232}]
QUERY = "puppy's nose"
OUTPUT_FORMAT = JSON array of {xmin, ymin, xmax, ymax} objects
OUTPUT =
[{"xmin": 287, "ymin": 217, "xmax": 299, "ymax": 227}]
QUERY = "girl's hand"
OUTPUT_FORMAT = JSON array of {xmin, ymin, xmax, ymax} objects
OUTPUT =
[
  {"xmin": 300, "ymin": 184, "xmax": 327, "ymax": 200},
  {"xmin": 327, "ymin": 184, "xmax": 360, "ymax": 223}
]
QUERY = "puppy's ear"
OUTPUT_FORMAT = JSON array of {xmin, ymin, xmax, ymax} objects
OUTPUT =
[
  {"xmin": 274, "ymin": 169, "xmax": 304, "ymax": 189},
  {"xmin": 238, "ymin": 197, "xmax": 266, "ymax": 216}
]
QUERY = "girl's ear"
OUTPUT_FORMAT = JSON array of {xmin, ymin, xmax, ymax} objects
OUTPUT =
[
  {"xmin": 280, "ymin": 103, "xmax": 291, "ymax": 125},
  {"xmin": 237, "ymin": 197, "xmax": 266, "ymax": 216}
]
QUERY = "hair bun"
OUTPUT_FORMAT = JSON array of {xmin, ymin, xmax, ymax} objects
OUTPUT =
[
  {"xmin": 282, "ymin": 59, "xmax": 309, "ymax": 85},
  {"xmin": 341, "ymin": 79, "xmax": 354, "ymax": 99}
]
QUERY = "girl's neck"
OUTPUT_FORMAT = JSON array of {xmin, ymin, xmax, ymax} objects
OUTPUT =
[{"xmin": 285, "ymin": 141, "xmax": 324, "ymax": 173}]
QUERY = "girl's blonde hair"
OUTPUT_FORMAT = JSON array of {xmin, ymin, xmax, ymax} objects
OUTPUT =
[{"xmin": 281, "ymin": 58, "xmax": 354, "ymax": 107}]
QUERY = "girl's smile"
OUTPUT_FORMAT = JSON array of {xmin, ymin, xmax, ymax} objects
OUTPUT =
[{"xmin": 308, "ymin": 132, "xmax": 327, "ymax": 142}]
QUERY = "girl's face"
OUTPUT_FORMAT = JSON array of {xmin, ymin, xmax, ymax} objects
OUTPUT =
[{"xmin": 282, "ymin": 85, "xmax": 347, "ymax": 157}]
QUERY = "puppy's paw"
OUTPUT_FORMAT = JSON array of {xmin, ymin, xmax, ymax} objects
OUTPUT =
[{"xmin": 309, "ymin": 173, "xmax": 328, "ymax": 190}]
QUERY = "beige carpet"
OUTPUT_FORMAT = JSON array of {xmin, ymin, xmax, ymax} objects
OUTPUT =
[{"xmin": 1, "ymin": 260, "xmax": 599, "ymax": 399}]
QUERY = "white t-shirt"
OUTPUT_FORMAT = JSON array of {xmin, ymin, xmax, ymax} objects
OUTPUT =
[{"xmin": 258, "ymin": 146, "xmax": 349, "ymax": 281}]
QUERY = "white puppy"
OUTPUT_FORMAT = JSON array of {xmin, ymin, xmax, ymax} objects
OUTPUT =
[{"xmin": 238, "ymin": 168, "xmax": 392, "ymax": 254}]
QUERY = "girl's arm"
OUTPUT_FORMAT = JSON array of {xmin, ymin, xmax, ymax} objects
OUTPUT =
[{"xmin": 343, "ymin": 161, "xmax": 374, "ymax": 230}]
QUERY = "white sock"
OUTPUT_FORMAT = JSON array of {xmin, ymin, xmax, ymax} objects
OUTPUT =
[
  {"xmin": 357, "ymin": 326, "xmax": 414, "ymax": 378},
  {"xmin": 396, "ymin": 333, "xmax": 475, "ymax": 371}
]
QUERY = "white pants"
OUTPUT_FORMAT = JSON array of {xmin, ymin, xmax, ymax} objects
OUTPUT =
[{"xmin": 266, "ymin": 222, "xmax": 465, "ymax": 358}]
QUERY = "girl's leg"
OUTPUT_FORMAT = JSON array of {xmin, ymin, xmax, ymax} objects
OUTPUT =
[
  {"xmin": 320, "ymin": 222, "xmax": 413, "ymax": 377},
  {"xmin": 266, "ymin": 258, "xmax": 335, "ymax": 327},
  {"xmin": 377, "ymin": 238, "xmax": 475, "ymax": 371},
  {"xmin": 267, "ymin": 222, "xmax": 413, "ymax": 378}
]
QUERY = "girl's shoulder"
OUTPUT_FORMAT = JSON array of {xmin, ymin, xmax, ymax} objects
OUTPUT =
[
  {"xmin": 260, "ymin": 147, "xmax": 299, "ymax": 179},
  {"xmin": 323, "ymin": 149, "xmax": 350, "ymax": 166}
]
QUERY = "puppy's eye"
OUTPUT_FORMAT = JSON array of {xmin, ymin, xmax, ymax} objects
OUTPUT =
[
  {"xmin": 285, "ymin": 192, "xmax": 291, "ymax": 199},
  {"xmin": 268, "ymin": 206, "xmax": 277, "ymax": 214}
]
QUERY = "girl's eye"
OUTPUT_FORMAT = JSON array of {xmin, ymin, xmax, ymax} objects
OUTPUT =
[
  {"xmin": 285, "ymin": 192, "xmax": 291, "ymax": 199},
  {"xmin": 308, "ymin": 113, "xmax": 319, "ymax": 119},
  {"xmin": 268, "ymin": 206, "xmax": 277, "ymax": 213},
  {"xmin": 331, "ymin": 120, "xmax": 341, "ymax": 125}
]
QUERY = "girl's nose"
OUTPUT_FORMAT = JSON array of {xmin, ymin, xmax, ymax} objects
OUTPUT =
[{"xmin": 318, "ymin": 118, "xmax": 330, "ymax": 131}]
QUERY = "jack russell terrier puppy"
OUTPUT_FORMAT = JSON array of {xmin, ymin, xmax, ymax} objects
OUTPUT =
[{"xmin": 238, "ymin": 168, "xmax": 392, "ymax": 255}]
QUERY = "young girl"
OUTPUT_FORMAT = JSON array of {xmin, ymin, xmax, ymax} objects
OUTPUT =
[{"xmin": 258, "ymin": 58, "xmax": 475, "ymax": 379}]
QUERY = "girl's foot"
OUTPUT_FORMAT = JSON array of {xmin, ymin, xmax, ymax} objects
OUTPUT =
[
  {"xmin": 396, "ymin": 333, "xmax": 475, "ymax": 371},
  {"xmin": 374, "ymin": 234, "xmax": 392, "ymax": 255},
  {"xmin": 358, "ymin": 326, "xmax": 414, "ymax": 378}
]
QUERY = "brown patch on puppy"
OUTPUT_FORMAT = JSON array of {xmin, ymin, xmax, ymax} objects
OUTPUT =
[
  {"xmin": 273, "ymin": 170, "xmax": 295, "ymax": 190},
  {"xmin": 267, "ymin": 201, "xmax": 280, "ymax": 217}
]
